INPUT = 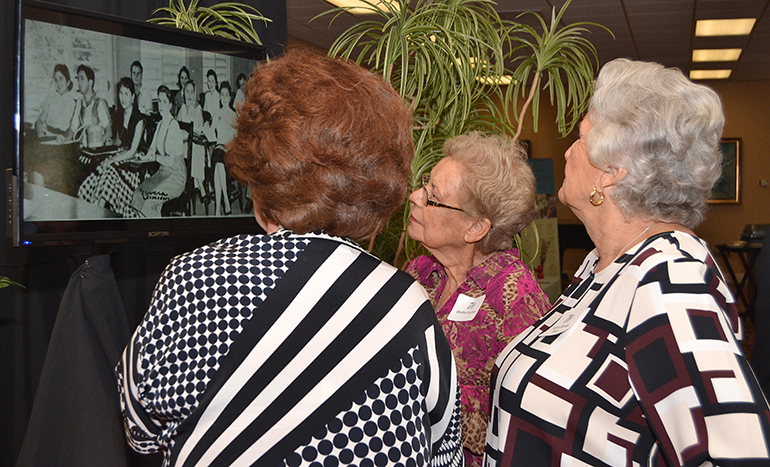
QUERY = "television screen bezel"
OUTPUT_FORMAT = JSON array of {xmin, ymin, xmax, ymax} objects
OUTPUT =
[{"xmin": 10, "ymin": 0, "xmax": 267, "ymax": 247}]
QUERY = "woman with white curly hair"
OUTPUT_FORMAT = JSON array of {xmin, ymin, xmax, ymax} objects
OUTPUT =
[{"xmin": 485, "ymin": 58, "xmax": 770, "ymax": 466}]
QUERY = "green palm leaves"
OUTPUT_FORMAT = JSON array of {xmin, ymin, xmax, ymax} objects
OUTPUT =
[
  {"xmin": 149, "ymin": 0, "xmax": 271, "ymax": 44},
  {"xmin": 318, "ymin": 0, "xmax": 609, "ymax": 265}
]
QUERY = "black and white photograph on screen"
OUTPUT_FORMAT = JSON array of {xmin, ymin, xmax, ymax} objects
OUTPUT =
[{"xmin": 21, "ymin": 18, "xmax": 257, "ymax": 222}]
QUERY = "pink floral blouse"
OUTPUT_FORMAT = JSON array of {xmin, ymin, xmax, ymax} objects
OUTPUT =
[{"xmin": 406, "ymin": 249, "xmax": 551, "ymax": 466}]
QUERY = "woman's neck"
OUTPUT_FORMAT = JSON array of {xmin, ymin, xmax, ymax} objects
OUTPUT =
[
  {"xmin": 591, "ymin": 218, "xmax": 692, "ymax": 272},
  {"xmin": 431, "ymin": 245, "xmax": 493, "ymax": 308}
]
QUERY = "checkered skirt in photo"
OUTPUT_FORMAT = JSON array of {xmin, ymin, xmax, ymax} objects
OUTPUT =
[{"xmin": 78, "ymin": 161, "xmax": 148, "ymax": 217}]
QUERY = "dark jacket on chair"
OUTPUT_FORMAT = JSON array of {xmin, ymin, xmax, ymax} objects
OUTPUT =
[{"xmin": 16, "ymin": 255, "xmax": 161, "ymax": 467}]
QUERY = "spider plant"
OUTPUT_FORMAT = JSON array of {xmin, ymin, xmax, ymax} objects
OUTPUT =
[
  {"xmin": 318, "ymin": 0, "xmax": 609, "ymax": 266},
  {"xmin": 505, "ymin": 2, "xmax": 610, "ymax": 140},
  {"xmin": 0, "ymin": 277, "xmax": 24, "ymax": 289},
  {"xmin": 149, "ymin": 0, "xmax": 271, "ymax": 45}
]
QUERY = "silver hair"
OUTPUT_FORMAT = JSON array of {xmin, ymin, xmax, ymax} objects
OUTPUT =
[
  {"xmin": 445, "ymin": 131, "xmax": 537, "ymax": 255},
  {"xmin": 587, "ymin": 58, "xmax": 724, "ymax": 228}
]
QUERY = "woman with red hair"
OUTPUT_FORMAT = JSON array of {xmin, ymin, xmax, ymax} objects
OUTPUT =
[{"xmin": 118, "ymin": 48, "xmax": 464, "ymax": 467}]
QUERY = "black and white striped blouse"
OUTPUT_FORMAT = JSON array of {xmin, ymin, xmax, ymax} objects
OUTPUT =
[{"xmin": 118, "ymin": 230, "xmax": 463, "ymax": 467}]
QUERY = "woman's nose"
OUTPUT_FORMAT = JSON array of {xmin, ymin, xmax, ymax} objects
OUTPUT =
[
  {"xmin": 408, "ymin": 188, "xmax": 422, "ymax": 205},
  {"xmin": 565, "ymin": 141, "xmax": 576, "ymax": 160}
]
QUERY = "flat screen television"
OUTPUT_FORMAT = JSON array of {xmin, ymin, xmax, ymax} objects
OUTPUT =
[{"xmin": 8, "ymin": 0, "xmax": 267, "ymax": 246}]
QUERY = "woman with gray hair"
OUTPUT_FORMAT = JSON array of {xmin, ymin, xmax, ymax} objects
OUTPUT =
[
  {"xmin": 485, "ymin": 58, "xmax": 770, "ymax": 466},
  {"xmin": 405, "ymin": 131, "xmax": 551, "ymax": 467}
]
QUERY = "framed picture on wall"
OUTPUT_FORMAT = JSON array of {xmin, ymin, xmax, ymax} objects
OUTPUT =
[{"xmin": 708, "ymin": 138, "xmax": 741, "ymax": 204}]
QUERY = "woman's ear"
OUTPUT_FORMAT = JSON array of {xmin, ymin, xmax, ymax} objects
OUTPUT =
[
  {"xmin": 465, "ymin": 218, "xmax": 492, "ymax": 244},
  {"xmin": 599, "ymin": 166, "xmax": 628, "ymax": 190}
]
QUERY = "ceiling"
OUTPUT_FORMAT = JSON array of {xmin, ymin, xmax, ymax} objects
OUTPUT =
[{"xmin": 286, "ymin": 0, "xmax": 770, "ymax": 81}]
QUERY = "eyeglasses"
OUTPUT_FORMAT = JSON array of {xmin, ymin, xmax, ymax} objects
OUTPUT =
[{"xmin": 420, "ymin": 174, "xmax": 464, "ymax": 212}]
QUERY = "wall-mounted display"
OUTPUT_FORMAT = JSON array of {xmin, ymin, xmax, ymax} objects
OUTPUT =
[{"xmin": 10, "ymin": 0, "xmax": 266, "ymax": 246}]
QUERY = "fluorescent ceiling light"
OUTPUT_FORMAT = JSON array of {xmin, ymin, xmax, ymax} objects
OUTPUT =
[
  {"xmin": 695, "ymin": 18, "xmax": 756, "ymax": 36},
  {"xmin": 324, "ymin": 0, "xmax": 399, "ymax": 15},
  {"xmin": 454, "ymin": 56, "xmax": 513, "ymax": 84},
  {"xmin": 692, "ymin": 48, "xmax": 742, "ymax": 62},
  {"xmin": 689, "ymin": 69, "xmax": 732, "ymax": 80},
  {"xmin": 458, "ymin": 57, "xmax": 513, "ymax": 84},
  {"xmin": 458, "ymin": 57, "xmax": 489, "ymax": 68},
  {"xmin": 476, "ymin": 75, "xmax": 514, "ymax": 85}
]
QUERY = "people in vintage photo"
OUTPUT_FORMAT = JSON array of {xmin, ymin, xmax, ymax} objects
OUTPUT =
[
  {"xmin": 68, "ymin": 64, "xmax": 112, "ymax": 149},
  {"xmin": 77, "ymin": 77, "xmax": 148, "ymax": 216},
  {"xmin": 34, "ymin": 64, "xmax": 77, "ymax": 139},
  {"xmin": 22, "ymin": 19, "xmax": 257, "ymax": 221}
]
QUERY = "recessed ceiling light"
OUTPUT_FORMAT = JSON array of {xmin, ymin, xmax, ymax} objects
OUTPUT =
[
  {"xmin": 324, "ymin": 0, "xmax": 399, "ymax": 15},
  {"xmin": 476, "ymin": 75, "xmax": 514, "ymax": 85},
  {"xmin": 457, "ymin": 57, "xmax": 489, "ymax": 68},
  {"xmin": 689, "ymin": 69, "xmax": 732, "ymax": 80},
  {"xmin": 695, "ymin": 18, "xmax": 756, "ymax": 36},
  {"xmin": 692, "ymin": 48, "xmax": 742, "ymax": 62}
]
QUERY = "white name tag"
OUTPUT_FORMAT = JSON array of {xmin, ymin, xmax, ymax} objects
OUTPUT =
[
  {"xmin": 542, "ymin": 309, "xmax": 581, "ymax": 336},
  {"xmin": 447, "ymin": 293, "xmax": 485, "ymax": 321}
]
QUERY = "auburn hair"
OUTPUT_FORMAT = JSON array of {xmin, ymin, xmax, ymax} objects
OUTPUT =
[{"xmin": 226, "ymin": 48, "xmax": 414, "ymax": 240}]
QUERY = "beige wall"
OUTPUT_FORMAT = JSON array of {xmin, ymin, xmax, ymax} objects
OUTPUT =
[
  {"xmin": 515, "ymin": 80, "xmax": 770, "ymax": 279},
  {"xmin": 521, "ymin": 80, "xmax": 770, "ymax": 249},
  {"xmin": 695, "ymin": 81, "xmax": 770, "ymax": 246}
]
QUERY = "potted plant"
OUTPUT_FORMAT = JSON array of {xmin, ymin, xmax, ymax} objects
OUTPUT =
[
  {"xmin": 318, "ymin": 0, "xmax": 610, "ymax": 265},
  {"xmin": 149, "ymin": 0, "xmax": 271, "ymax": 44}
]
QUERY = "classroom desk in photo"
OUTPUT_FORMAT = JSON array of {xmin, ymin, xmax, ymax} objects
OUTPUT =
[{"xmin": 24, "ymin": 182, "xmax": 117, "ymax": 220}]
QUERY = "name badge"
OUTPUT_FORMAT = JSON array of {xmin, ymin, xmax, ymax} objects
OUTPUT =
[
  {"xmin": 447, "ymin": 293, "xmax": 485, "ymax": 322},
  {"xmin": 542, "ymin": 309, "xmax": 581, "ymax": 336}
]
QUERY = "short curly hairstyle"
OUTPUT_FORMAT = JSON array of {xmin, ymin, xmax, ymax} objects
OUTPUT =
[
  {"xmin": 226, "ymin": 48, "xmax": 414, "ymax": 240},
  {"xmin": 116, "ymin": 76, "xmax": 135, "ymax": 97},
  {"xmin": 444, "ymin": 132, "xmax": 537, "ymax": 255},
  {"xmin": 587, "ymin": 58, "xmax": 724, "ymax": 228}
]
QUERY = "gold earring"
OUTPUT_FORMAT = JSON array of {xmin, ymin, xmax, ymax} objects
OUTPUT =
[{"xmin": 589, "ymin": 188, "xmax": 604, "ymax": 206}]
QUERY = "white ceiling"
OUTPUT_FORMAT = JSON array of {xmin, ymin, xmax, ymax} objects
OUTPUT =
[{"xmin": 286, "ymin": 0, "xmax": 770, "ymax": 81}]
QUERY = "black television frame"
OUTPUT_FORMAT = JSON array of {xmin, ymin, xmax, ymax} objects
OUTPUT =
[{"xmin": 9, "ymin": 0, "xmax": 267, "ymax": 246}]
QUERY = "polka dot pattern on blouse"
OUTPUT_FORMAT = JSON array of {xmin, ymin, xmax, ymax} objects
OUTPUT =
[
  {"xmin": 283, "ymin": 347, "xmax": 434, "ymax": 467},
  {"xmin": 135, "ymin": 232, "xmax": 308, "ymax": 419}
]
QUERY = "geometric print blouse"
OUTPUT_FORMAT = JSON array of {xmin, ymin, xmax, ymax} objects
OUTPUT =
[
  {"xmin": 117, "ymin": 230, "xmax": 463, "ymax": 467},
  {"xmin": 485, "ymin": 231, "xmax": 770, "ymax": 467}
]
